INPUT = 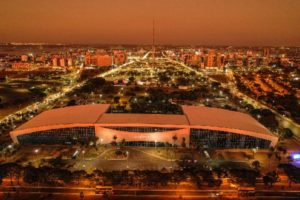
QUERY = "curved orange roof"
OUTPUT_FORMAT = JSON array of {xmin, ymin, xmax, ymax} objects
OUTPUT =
[
  {"xmin": 182, "ymin": 105, "xmax": 273, "ymax": 137},
  {"xmin": 14, "ymin": 104, "xmax": 110, "ymax": 131},
  {"xmin": 11, "ymin": 104, "xmax": 277, "ymax": 145}
]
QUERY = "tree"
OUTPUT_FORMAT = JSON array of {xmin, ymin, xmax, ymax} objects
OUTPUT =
[
  {"xmin": 129, "ymin": 76, "xmax": 135, "ymax": 83},
  {"xmin": 181, "ymin": 137, "xmax": 186, "ymax": 148},
  {"xmin": 90, "ymin": 77, "xmax": 106, "ymax": 86},
  {"xmin": 23, "ymin": 166, "xmax": 39, "ymax": 185},
  {"xmin": 278, "ymin": 163, "xmax": 300, "ymax": 187},
  {"xmin": 67, "ymin": 99, "xmax": 77, "ymax": 106},
  {"xmin": 113, "ymin": 96, "xmax": 120, "ymax": 104},
  {"xmin": 92, "ymin": 136, "xmax": 99, "ymax": 148},
  {"xmin": 158, "ymin": 72, "xmax": 170, "ymax": 83},
  {"xmin": 281, "ymin": 128, "xmax": 294, "ymax": 139},
  {"xmin": 48, "ymin": 156, "xmax": 66, "ymax": 168},
  {"xmin": 121, "ymin": 139, "xmax": 126, "ymax": 149},
  {"xmin": 267, "ymin": 152, "xmax": 273, "ymax": 168},
  {"xmin": 80, "ymin": 191, "xmax": 84, "ymax": 200},
  {"xmin": 93, "ymin": 169, "xmax": 104, "ymax": 185},
  {"xmin": 263, "ymin": 171, "xmax": 279, "ymax": 187},
  {"xmin": 176, "ymin": 77, "xmax": 190, "ymax": 86},
  {"xmin": 111, "ymin": 135, "xmax": 118, "ymax": 146},
  {"xmin": 252, "ymin": 160, "xmax": 261, "ymax": 171},
  {"xmin": 0, "ymin": 163, "xmax": 22, "ymax": 185},
  {"xmin": 172, "ymin": 135, "xmax": 178, "ymax": 147},
  {"xmin": 58, "ymin": 169, "xmax": 73, "ymax": 184},
  {"xmin": 72, "ymin": 170, "xmax": 87, "ymax": 185},
  {"xmin": 211, "ymin": 81, "xmax": 221, "ymax": 90}
]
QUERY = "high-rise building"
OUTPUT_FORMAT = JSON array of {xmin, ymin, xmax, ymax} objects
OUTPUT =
[
  {"xmin": 263, "ymin": 48, "xmax": 270, "ymax": 58},
  {"xmin": 113, "ymin": 51, "xmax": 126, "ymax": 65},
  {"xmin": 85, "ymin": 54, "xmax": 96, "ymax": 66},
  {"xmin": 67, "ymin": 58, "xmax": 73, "ymax": 66},
  {"xmin": 207, "ymin": 50, "xmax": 215, "ymax": 67},
  {"xmin": 216, "ymin": 53, "xmax": 225, "ymax": 69},
  {"xmin": 21, "ymin": 55, "xmax": 28, "ymax": 62},
  {"xmin": 59, "ymin": 58, "xmax": 66, "ymax": 67},
  {"xmin": 85, "ymin": 53, "xmax": 113, "ymax": 67},
  {"xmin": 190, "ymin": 54, "xmax": 201, "ymax": 66},
  {"xmin": 97, "ymin": 55, "xmax": 113, "ymax": 67},
  {"xmin": 52, "ymin": 57, "xmax": 58, "ymax": 67}
]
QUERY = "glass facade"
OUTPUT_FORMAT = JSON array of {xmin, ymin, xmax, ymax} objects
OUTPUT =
[
  {"xmin": 190, "ymin": 128, "xmax": 271, "ymax": 149},
  {"xmin": 124, "ymin": 141, "xmax": 166, "ymax": 147},
  {"xmin": 17, "ymin": 127, "xmax": 95, "ymax": 145},
  {"xmin": 103, "ymin": 126, "xmax": 181, "ymax": 133}
]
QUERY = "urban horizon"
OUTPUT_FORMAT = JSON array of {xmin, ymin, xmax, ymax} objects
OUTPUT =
[{"xmin": 1, "ymin": 0, "xmax": 300, "ymax": 200}]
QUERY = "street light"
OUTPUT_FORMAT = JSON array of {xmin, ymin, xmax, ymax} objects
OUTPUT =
[
  {"xmin": 82, "ymin": 150, "xmax": 85, "ymax": 160},
  {"xmin": 126, "ymin": 151, "xmax": 129, "ymax": 169},
  {"xmin": 252, "ymin": 147, "xmax": 258, "ymax": 159}
]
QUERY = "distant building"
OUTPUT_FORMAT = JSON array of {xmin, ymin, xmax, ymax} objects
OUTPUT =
[
  {"xmin": 67, "ymin": 58, "xmax": 73, "ymax": 66},
  {"xmin": 97, "ymin": 55, "xmax": 113, "ymax": 67},
  {"xmin": 11, "ymin": 63, "xmax": 35, "ymax": 71},
  {"xmin": 52, "ymin": 57, "xmax": 58, "ymax": 67},
  {"xmin": 263, "ymin": 48, "xmax": 270, "ymax": 58},
  {"xmin": 113, "ymin": 51, "xmax": 126, "ymax": 65},
  {"xmin": 21, "ymin": 55, "xmax": 28, "ymax": 62},
  {"xmin": 85, "ymin": 54, "xmax": 98, "ymax": 66},
  {"xmin": 216, "ymin": 53, "xmax": 225, "ymax": 69},
  {"xmin": 207, "ymin": 50, "xmax": 215, "ymax": 67},
  {"xmin": 190, "ymin": 54, "xmax": 201, "ymax": 67},
  {"xmin": 85, "ymin": 53, "xmax": 113, "ymax": 67},
  {"xmin": 59, "ymin": 58, "xmax": 66, "ymax": 67}
]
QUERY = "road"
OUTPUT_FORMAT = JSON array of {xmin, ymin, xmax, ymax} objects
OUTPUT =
[
  {"xmin": 0, "ymin": 186, "xmax": 237, "ymax": 199},
  {"xmin": 167, "ymin": 56, "xmax": 300, "ymax": 143},
  {"xmin": 0, "ymin": 57, "xmax": 141, "ymax": 146},
  {"xmin": 2, "ymin": 185, "xmax": 300, "ymax": 199}
]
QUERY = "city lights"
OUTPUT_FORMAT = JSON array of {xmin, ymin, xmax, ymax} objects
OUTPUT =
[{"xmin": 0, "ymin": 0, "xmax": 299, "ymax": 199}]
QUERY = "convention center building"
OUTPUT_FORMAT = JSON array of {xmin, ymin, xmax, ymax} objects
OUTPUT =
[{"xmin": 10, "ymin": 104, "xmax": 278, "ymax": 149}]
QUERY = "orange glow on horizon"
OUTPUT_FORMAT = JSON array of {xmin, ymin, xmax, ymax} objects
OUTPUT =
[{"xmin": 0, "ymin": 0, "xmax": 300, "ymax": 46}]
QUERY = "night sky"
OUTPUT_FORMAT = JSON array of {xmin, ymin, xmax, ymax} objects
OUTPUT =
[{"xmin": 0, "ymin": 0, "xmax": 300, "ymax": 45}]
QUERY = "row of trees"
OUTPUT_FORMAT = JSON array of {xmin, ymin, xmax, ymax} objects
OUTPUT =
[{"xmin": 0, "ymin": 162, "xmax": 218, "ymax": 188}]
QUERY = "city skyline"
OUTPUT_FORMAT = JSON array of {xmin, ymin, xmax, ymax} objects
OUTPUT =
[
  {"xmin": 1, "ymin": 0, "xmax": 300, "ymax": 46},
  {"xmin": 1, "ymin": 1, "xmax": 300, "ymax": 199}
]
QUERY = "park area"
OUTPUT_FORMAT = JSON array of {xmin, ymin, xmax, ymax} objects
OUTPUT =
[{"xmin": 0, "ymin": 78, "xmax": 64, "ymax": 119}]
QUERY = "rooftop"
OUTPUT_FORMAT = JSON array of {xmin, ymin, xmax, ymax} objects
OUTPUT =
[
  {"xmin": 15, "ymin": 104, "xmax": 110, "ymax": 131},
  {"xmin": 13, "ymin": 104, "xmax": 273, "ymax": 138},
  {"xmin": 97, "ymin": 113, "xmax": 189, "ymax": 125},
  {"xmin": 182, "ymin": 105, "xmax": 273, "ymax": 136}
]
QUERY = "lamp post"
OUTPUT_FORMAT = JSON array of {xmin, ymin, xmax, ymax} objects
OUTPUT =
[
  {"xmin": 34, "ymin": 149, "xmax": 40, "ymax": 193},
  {"xmin": 126, "ymin": 151, "xmax": 129, "ymax": 169},
  {"xmin": 82, "ymin": 150, "xmax": 85, "ymax": 161},
  {"xmin": 252, "ymin": 146, "xmax": 258, "ymax": 159}
]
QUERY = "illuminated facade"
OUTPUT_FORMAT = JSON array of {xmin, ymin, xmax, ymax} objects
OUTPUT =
[
  {"xmin": 85, "ymin": 54, "xmax": 113, "ymax": 67},
  {"xmin": 10, "ymin": 104, "xmax": 278, "ymax": 148}
]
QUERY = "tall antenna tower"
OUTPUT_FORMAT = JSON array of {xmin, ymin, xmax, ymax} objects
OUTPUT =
[{"xmin": 152, "ymin": 18, "xmax": 155, "ymax": 60}]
